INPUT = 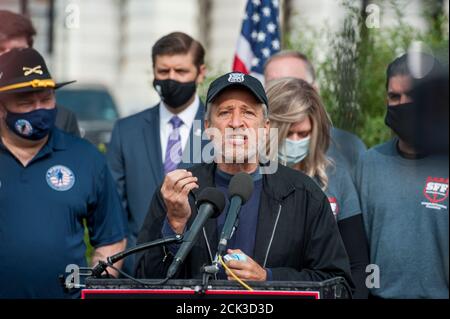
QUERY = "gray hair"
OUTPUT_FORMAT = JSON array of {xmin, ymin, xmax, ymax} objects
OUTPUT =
[
  {"xmin": 264, "ymin": 50, "xmax": 316, "ymax": 84},
  {"xmin": 205, "ymin": 102, "xmax": 269, "ymax": 122}
]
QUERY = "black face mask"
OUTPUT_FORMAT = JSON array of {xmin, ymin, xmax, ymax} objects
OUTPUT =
[
  {"xmin": 385, "ymin": 102, "xmax": 418, "ymax": 147},
  {"xmin": 153, "ymin": 79, "xmax": 197, "ymax": 109},
  {"xmin": 385, "ymin": 102, "xmax": 448, "ymax": 155}
]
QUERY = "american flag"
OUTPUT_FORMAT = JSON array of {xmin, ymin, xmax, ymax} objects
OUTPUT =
[{"xmin": 232, "ymin": 0, "xmax": 281, "ymax": 83}]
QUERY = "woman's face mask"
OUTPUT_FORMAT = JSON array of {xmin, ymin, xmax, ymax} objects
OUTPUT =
[{"xmin": 278, "ymin": 136, "xmax": 311, "ymax": 166}]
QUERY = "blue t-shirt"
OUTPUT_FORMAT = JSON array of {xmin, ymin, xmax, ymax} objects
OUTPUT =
[
  {"xmin": 0, "ymin": 128, "xmax": 127, "ymax": 298},
  {"xmin": 355, "ymin": 138, "xmax": 449, "ymax": 298},
  {"xmin": 214, "ymin": 169, "xmax": 262, "ymax": 258},
  {"xmin": 321, "ymin": 163, "xmax": 362, "ymax": 222},
  {"xmin": 327, "ymin": 127, "xmax": 367, "ymax": 176},
  {"xmin": 215, "ymin": 169, "xmax": 263, "ymax": 279}
]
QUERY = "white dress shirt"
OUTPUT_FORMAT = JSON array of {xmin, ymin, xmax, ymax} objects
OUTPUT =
[{"xmin": 160, "ymin": 95, "xmax": 200, "ymax": 162}]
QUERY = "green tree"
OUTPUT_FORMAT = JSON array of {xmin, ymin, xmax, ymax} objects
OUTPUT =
[{"xmin": 286, "ymin": 0, "xmax": 448, "ymax": 147}]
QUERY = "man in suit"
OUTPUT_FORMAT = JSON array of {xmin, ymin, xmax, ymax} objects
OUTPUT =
[
  {"xmin": 264, "ymin": 50, "xmax": 366, "ymax": 174},
  {"xmin": 107, "ymin": 32, "xmax": 207, "ymax": 274},
  {"xmin": 0, "ymin": 10, "xmax": 80, "ymax": 137}
]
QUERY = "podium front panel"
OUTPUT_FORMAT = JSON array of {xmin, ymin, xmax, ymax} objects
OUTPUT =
[{"xmin": 82, "ymin": 278, "xmax": 350, "ymax": 299}]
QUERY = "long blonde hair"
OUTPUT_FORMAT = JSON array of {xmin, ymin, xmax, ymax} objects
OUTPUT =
[{"xmin": 267, "ymin": 77, "xmax": 332, "ymax": 190}]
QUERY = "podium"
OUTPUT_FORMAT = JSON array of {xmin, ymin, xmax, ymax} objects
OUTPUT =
[{"xmin": 82, "ymin": 277, "xmax": 350, "ymax": 299}]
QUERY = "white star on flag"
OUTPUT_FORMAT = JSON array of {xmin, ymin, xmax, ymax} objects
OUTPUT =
[
  {"xmin": 272, "ymin": 0, "xmax": 279, "ymax": 8},
  {"xmin": 251, "ymin": 57, "xmax": 260, "ymax": 66},
  {"xmin": 267, "ymin": 22, "xmax": 276, "ymax": 33},
  {"xmin": 252, "ymin": 13, "xmax": 260, "ymax": 23},
  {"xmin": 252, "ymin": 0, "xmax": 261, "ymax": 6},
  {"xmin": 262, "ymin": 7, "xmax": 271, "ymax": 17},
  {"xmin": 261, "ymin": 48, "xmax": 271, "ymax": 58},
  {"xmin": 257, "ymin": 31, "xmax": 266, "ymax": 42},
  {"xmin": 251, "ymin": 31, "xmax": 258, "ymax": 39},
  {"xmin": 271, "ymin": 39, "xmax": 280, "ymax": 50}
]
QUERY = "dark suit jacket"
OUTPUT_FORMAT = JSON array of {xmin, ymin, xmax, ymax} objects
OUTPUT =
[
  {"xmin": 106, "ymin": 102, "xmax": 206, "ymax": 271},
  {"xmin": 56, "ymin": 105, "xmax": 81, "ymax": 137}
]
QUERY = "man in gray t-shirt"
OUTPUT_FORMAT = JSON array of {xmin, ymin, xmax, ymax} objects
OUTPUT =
[
  {"xmin": 355, "ymin": 53, "xmax": 449, "ymax": 299},
  {"xmin": 356, "ymin": 138, "xmax": 448, "ymax": 298}
]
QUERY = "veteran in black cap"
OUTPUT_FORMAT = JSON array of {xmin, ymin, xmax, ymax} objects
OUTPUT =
[
  {"xmin": 0, "ymin": 48, "xmax": 127, "ymax": 298},
  {"xmin": 0, "ymin": 10, "xmax": 81, "ymax": 137},
  {"xmin": 136, "ymin": 72, "xmax": 353, "ymax": 291},
  {"xmin": 0, "ymin": 48, "xmax": 76, "ymax": 141}
]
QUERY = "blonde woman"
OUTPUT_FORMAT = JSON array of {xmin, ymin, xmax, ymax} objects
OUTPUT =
[{"xmin": 267, "ymin": 77, "xmax": 369, "ymax": 299}]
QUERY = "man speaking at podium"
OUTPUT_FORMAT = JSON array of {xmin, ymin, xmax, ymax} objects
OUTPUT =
[{"xmin": 136, "ymin": 72, "xmax": 352, "ymax": 287}]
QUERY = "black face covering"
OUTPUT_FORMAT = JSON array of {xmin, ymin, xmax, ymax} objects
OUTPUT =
[
  {"xmin": 385, "ymin": 102, "xmax": 418, "ymax": 147},
  {"xmin": 411, "ymin": 72, "xmax": 449, "ymax": 155},
  {"xmin": 385, "ymin": 101, "xmax": 448, "ymax": 155},
  {"xmin": 153, "ymin": 79, "xmax": 197, "ymax": 109}
]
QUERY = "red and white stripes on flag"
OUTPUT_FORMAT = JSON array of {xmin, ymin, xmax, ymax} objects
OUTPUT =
[{"xmin": 232, "ymin": 0, "xmax": 281, "ymax": 83}]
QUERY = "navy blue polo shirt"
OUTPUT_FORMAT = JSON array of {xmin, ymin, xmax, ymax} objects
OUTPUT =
[{"xmin": 0, "ymin": 128, "xmax": 127, "ymax": 298}]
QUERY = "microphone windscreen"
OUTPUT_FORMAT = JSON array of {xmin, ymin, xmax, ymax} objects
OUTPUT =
[
  {"xmin": 229, "ymin": 172, "xmax": 254, "ymax": 204},
  {"xmin": 197, "ymin": 187, "xmax": 226, "ymax": 218}
]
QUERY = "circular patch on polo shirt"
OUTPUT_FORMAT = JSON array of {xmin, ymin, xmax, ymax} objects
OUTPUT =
[
  {"xmin": 15, "ymin": 119, "xmax": 33, "ymax": 136},
  {"xmin": 46, "ymin": 165, "xmax": 75, "ymax": 191}
]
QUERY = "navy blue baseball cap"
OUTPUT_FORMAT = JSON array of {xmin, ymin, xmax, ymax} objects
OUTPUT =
[{"xmin": 206, "ymin": 72, "xmax": 268, "ymax": 109}]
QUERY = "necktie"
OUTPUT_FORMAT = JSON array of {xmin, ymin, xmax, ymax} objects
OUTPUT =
[{"xmin": 164, "ymin": 116, "xmax": 183, "ymax": 174}]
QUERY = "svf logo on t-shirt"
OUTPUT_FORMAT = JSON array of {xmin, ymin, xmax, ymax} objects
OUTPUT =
[
  {"xmin": 328, "ymin": 197, "xmax": 339, "ymax": 218},
  {"xmin": 421, "ymin": 177, "xmax": 449, "ymax": 211}
]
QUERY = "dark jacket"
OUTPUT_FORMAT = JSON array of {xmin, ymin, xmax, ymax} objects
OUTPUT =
[
  {"xmin": 135, "ymin": 163, "xmax": 353, "ymax": 286},
  {"xmin": 56, "ymin": 105, "xmax": 81, "ymax": 137},
  {"xmin": 107, "ymin": 101, "xmax": 206, "ymax": 273}
]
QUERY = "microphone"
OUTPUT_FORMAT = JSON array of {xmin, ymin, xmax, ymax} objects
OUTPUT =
[
  {"xmin": 90, "ymin": 235, "xmax": 183, "ymax": 278},
  {"xmin": 217, "ymin": 172, "xmax": 254, "ymax": 256},
  {"xmin": 166, "ymin": 187, "xmax": 226, "ymax": 279}
]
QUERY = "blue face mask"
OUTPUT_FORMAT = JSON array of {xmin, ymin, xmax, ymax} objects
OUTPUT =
[
  {"xmin": 278, "ymin": 136, "xmax": 311, "ymax": 166},
  {"xmin": 5, "ymin": 108, "xmax": 57, "ymax": 141}
]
